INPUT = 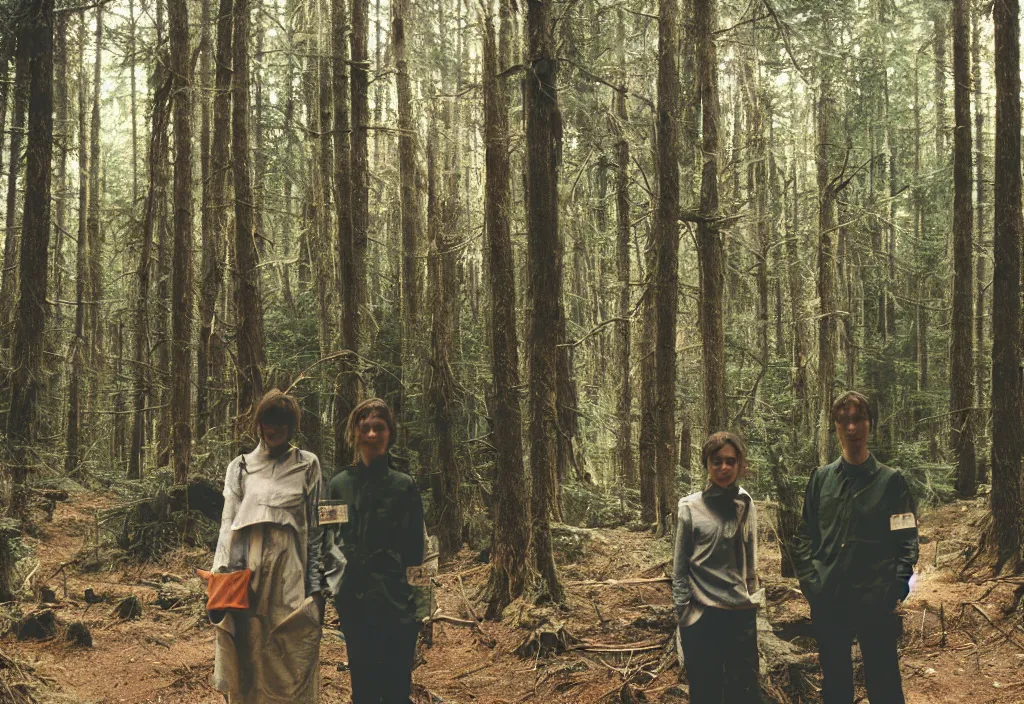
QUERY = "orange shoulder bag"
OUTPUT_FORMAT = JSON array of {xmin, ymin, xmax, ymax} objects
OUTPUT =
[{"xmin": 196, "ymin": 454, "xmax": 253, "ymax": 611}]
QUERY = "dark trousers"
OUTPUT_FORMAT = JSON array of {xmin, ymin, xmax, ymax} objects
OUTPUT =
[
  {"xmin": 811, "ymin": 603, "xmax": 905, "ymax": 704},
  {"xmin": 339, "ymin": 608, "xmax": 419, "ymax": 704},
  {"xmin": 679, "ymin": 606, "xmax": 762, "ymax": 704}
]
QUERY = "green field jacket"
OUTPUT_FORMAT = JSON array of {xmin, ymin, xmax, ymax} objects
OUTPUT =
[
  {"xmin": 794, "ymin": 454, "xmax": 919, "ymax": 610},
  {"xmin": 322, "ymin": 455, "xmax": 425, "ymax": 623}
]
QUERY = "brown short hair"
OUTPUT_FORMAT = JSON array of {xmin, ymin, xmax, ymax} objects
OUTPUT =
[
  {"xmin": 345, "ymin": 398, "xmax": 397, "ymax": 456},
  {"xmin": 830, "ymin": 391, "xmax": 873, "ymax": 427},
  {"xmin": 700, "ymin": 431, "xmax": 747, "ymax": 470},
  {"xmin": 252, "ymin": 389, "xmax": 302, "ymax": 440}
]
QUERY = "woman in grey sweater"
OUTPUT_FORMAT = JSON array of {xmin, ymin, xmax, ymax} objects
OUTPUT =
[{"xmin": 672, "ymin": 431, "xmax": 762, "ymax": 704}]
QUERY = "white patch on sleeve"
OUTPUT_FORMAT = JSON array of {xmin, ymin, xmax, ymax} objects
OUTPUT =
[
  {"xmin": 319, "ymin": 503, "xmax": 349, "ymax": 524},
  {"xmin": 889, "ymin": 512, "xmax": 916, "ymax": 531}
]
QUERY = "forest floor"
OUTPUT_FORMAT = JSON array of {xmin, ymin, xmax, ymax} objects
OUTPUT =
[{"xmin": 2, "ymin": 489, "xmax": 1024, "ymax": 703}]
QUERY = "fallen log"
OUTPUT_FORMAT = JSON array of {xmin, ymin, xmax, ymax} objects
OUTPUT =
[{"xmin": 567, "ymin": 577, "xmax": 671, "ymax": 588}]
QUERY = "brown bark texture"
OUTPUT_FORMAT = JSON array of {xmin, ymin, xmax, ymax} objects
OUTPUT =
[
  {"xmin": 614, "ymin": 10, "xmax": 634, "ymax": 489},
  {"xmin": 482, "ymin": 6, "xmax": 530, "ymax": 617},
  {"xmin": 695, "ymin": 0, "xmax": 725, "ymax": 437},
  {"xmin": 333, "ymin": 0, "xmax": 358, "ymax": 464},
  {"xmin": 951, "ymin": 0, "xmax": 976, "ymax": 498},
  {"xmin": 816, "ymin": 76, "xmax": 837, "ymax": 467},
  {"xmin": 197, "ymin": 0, "xmax": 231, "ymax": 440},
  {"xmin": 525, "ymin": 0, "xmax": 564, "ymax": 602},
  {"xmin": 8, "ymin": 0, "xmax": 53, "ymax": 493},
  {"xmin": 233, "ymin": 0, "xmax": 266, "ymax": 446},
  {"xmin": 130, "ymin": 62, "xmax": 171, "ymax": 480},
  {"xmin": 991, "ymin": 0, "xmax": 1024, "ymax": 568},
  {"xmin": 0, "ymin": 47, "xmax": 28, "ymax": 345},
  {"xmin": 654, "ymin": 0, "xmax": 681, "ymax": 536},
  {"xmin": 65, "ymin": 13, "xmax": 90, "ymax": 479},
  {"xmin": 169, "ymin": 0, "xmax": 194, "ymax": 485}
]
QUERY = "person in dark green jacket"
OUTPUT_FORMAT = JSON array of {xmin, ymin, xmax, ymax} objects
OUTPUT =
[
  {"xmin": 322, "ymin": 398, "xmax": 425, "ymax": 704},
  {"xmin": 795, "ymin": 390, "xmax": 919, "ymax": 704}
]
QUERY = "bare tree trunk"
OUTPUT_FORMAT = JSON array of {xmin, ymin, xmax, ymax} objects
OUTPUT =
[
  {"xmin": 990, "ymin": 0, "xmax": 1024, "ymax": 568},
  {"xmin": 394, "ymin": 0, "xmax": 421, "ymax": 421},
  {"xmin": 614, "ymin": 8, "xmax": 634, "ymax": 489},
  {"xmin": 200, "ymin": 0, "xmax": 231, "ymax": 440},
  {"xmin": 787, "ymin": 86, "xmax": 808, "ymax": 437},
  {"xmin": 233, "ymin": 0, "xmax": 265, "ymax": 445},
  {"xmin": 333, "ymin": 0, "xmax": 358, "ymax": 462},
  {"xmin": 195, "ymin": 0, "xmax": 218, "ymax": 440},
  {"xmin": 351, "ymin": 0, "xmax": 369, "ymax": 345},
  {"xmin": 525, "ymin": 0, "xmax": 563, "ymax": 602},
  {"xmin": 129, "ymin": 0, "xmax": 138, "ymax": 203},
  {"xmin": 65, "ymin": 13, "xmax": 90, "ymax": 479},
  {"xmin": 168, "ymin": 0, "xmax": 193, "ymax": 485},
  {"xmin": 0, "ymin": 48, "xmax": 28, "ymax": 347},
  {"xmin": 653, "ymin": 0, "xmax": 681, "ymax": 536},
  {"xmin": 303, "ymin": 0, "xmax": 334, "ymax": 357},
  {"xmin": 86, "ymin": 7, "xmax": 102, "ymax": 373},
  {"xmin": 816, "ymin": 75, "xmax": 838, "ymax": 466},
  {"xmin": 129, "ymin": 61, "xmax": 171, "ymax": 479},
  {"xmin": 934, "ymin": 11, "xmax": 948, "ymax": 161},
  {"xmin": 482, "ymin": 3, "xmax": 530, "ymax": 617},
  {"xmin": 695, "ymin": 0, "xmax": 725, "ymax": 437},
  {"xmin": 429, "ymin": 101, "xmax": 462, "ymax": 560},
  {"xmin": 972, "ymin": 1, "xmax": 988, "ymax": 431},
  {"xmin": 951, "ymin": 0, "xmax": 976, "ymax": 498},
  {"xmin": 8, "ymin": 0, "xmax": 53, "ymax": 504},
  {"xmin": 638, "ymin": 226, "xmax": 656, "ymax": 522},
  {"xmin": 51, "ymin": 20, "xmax": 67, "ymax": 338}
]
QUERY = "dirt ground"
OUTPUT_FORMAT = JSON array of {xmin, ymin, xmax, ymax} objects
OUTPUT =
[{"xmin": 3, "ymin": 489, "xmax": 1024, "ymax": 704}]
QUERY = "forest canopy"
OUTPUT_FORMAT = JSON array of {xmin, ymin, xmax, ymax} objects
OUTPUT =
[{"xmin": 0, "ymin": 0, "xmax": 1020, "ymax": 609}]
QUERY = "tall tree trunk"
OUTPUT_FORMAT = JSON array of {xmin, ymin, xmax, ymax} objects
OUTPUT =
[
  {"xmin": 65, "ymin": 13, "xmax": 90, "ymax": 479},
  {"xmin": 429, "ymin": 102, "xmax": 462, "ymax": 560},
  {"xmin": 200, "ymin": 0, "xmax": 232, "ymax": 440},
  {"xmin": 934, "ymin": 10, "xmax": 948, "ymax": 161},
  {"xmin": 951, "ymin": 0, "xmax": 976, "ymax": 498},
  {"xmin": 333, "ymin": 0, "xmax": 358, "ymax": 462},
  {"xmin": 816, "ymin": 75, "xmax": 838, "ymax": 466},
  {"xmin": 129, "ymin": 63, "xmax": 171, "ymax": 479},
  {"xmin": 614, "ymin": 7, "xmax": 634, "ymax": 489},
  {"xmin": 315, "ymin": 0, "xmax": 335, "ymax": 347},
  {"xmin": 482, "ymin": 3, "xmax": 529, "ymax": 617},
  {"xmin": 129, "ymin": 0, "xmax": 138, "ymax": 203},
  {"xmin": 972, "ymin": 0, "xmax": 988, "ymax": 427},
  {"xmin": 351, "ymin": 0, "xmax": 369, "ymax": 346},
  {"xmin": 87, "ymin": 7, "xmax": 102, "ymax": 373},
  {"xmin": 233, "ymin": 0, "xmax": 265, "ymax": 445},
  {"xmin": 990, "ymin": 0, "xmax": 1024, "ymax": 568},
  {"xmin": 787, "ymin": 87, "xmax": 808, "ymax": 436},
  {"xmin": 394, "ymin": 0, "xmax": 421, "ymax": 419},
  {"xmin": 169, "ymin": 0, "xmax": 193, "ymax": 485},
  {"xmin": 653, "ymin": 0, "xmax": 681, "ymax": 536},
  {"xmin": 0, "ymin": 48, "xmax": 28, "ymax": 347},
  {"xmin": 695, "ymin": 0, "xmax": 725, "ymax": 436},
  {"xmin": 303, "ymin": 0, "xmax": 333, "ymax": 358},
  {"xmin": 195, "ymin": 0, "xmax": 218, "ymax": 440},
  {"xmin": 52, "ymin": 19, "xmax": 67, "ymax": 339},
  {"xmin": 525, "ymin": 0, "xmax": 563, "ymax": 602},
  {"xmin": 8, "ymin": 0, "xmax": 53, "ymax": 504}
]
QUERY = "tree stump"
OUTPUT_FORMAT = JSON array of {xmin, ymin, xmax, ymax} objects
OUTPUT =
[
  {"xmin": 65, "ymin": 621, "xmax": 92, "ymax": 647},
  {"xmin": 113, "ymin": 595, "xmax": 142, "ymax": 620},
  {"xmin": 16, "ymin": 609, "xmax": 58, "ymax": 640}
]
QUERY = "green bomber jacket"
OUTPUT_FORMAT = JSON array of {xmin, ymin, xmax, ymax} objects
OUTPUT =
[
  {"xmin": 793, "ymin": 454, "xmax": 919, "ymax": 609},
  {"xmin": 322, "ymin": 454, "xmax": 425, "ymax": 623}
]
